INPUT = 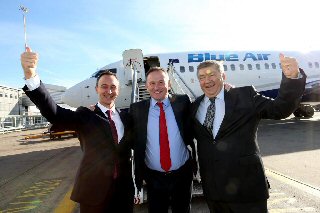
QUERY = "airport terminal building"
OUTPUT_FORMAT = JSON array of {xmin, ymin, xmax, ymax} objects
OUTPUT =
[
  {"xmin": 0, "ymin": 85, "xmax": 22, "ymax": 117},
  {"xmin": 0, "ymin": 84, "xmax": 66, "ymax": 117},
  {"xmin": 0, "ymin": 84, "xmax": 67, "ymax": 132}
]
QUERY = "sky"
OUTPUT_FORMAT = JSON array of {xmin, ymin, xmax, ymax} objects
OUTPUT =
[{"xmin": 1, "ymin": 0, "xmax": 320, "ymax": 89}]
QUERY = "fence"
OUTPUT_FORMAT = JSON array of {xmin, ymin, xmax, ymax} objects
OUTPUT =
[{"xmin": 0, "ymin": 115, "xmax": 49, "ymax": 134}]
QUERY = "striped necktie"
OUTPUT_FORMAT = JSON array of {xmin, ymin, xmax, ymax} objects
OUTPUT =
[{"xmin": 203, "ymin": 98, "xmax": 216, "ymax": 134}]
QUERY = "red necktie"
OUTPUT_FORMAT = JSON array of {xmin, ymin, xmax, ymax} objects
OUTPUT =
[
  {"xmin": 157, "ymin": 102, "xmax": 172, "ymax": 172},
  {"xmin": 106, "ymin": 110, "xmax": 118, "ymax": 179}
]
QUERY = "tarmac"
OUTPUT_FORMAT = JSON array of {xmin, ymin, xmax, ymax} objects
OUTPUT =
[{"xmin": 0, "ymin": 112, "xmax": 319, "ymax": 212}]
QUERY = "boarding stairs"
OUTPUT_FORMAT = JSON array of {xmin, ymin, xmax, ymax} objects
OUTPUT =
[
  {"xmin": 166, "ymin": 62, "xmax": 197, "ymax": 101},
  {"xmin": 136, "ymin": 84, "xmax": 150, "ymax": 101},
  {"xmin": 134, "ymin": 63, "xmax": 197, "ymax": 102}
]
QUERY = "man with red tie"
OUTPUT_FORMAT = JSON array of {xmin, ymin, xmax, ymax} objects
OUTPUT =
[
  {"xmin": 130, "ymin": 67, "xmax": 197, "ymax": 213},
  {"xmin": 21, "ymin": 47, "xmax": 134, "ymax": 212}
]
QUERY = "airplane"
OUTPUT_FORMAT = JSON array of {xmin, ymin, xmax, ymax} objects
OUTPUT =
[{"xmin": 62, "ymin": 49, "xmax": 320, "ymax": 117}]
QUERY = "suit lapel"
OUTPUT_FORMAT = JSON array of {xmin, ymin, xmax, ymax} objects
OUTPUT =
[
  {"xmin": 117, "ymin": 108, "xmax": 126, "ymax": 125},
  {"xmin": 192, "ymin": 95, "xmax": 213, "ymax": 137},
  {"xmin": 141, "ymin": 100, "xmax": 150, "ymax": 139},
  {"xmin": 215, "ymin": 89, "xmax": 238, "ymax": 139},
  {"xmin": 193, "ymin": 91, "xmax": 238, "ymax": 140},
  {"xmin": 94, "ymin": 104, "xmax": 117, "ymax": 147},
  {"xmin": 94, "ymin": 104, "xmax": 108, "ymax": 120},
  {"xmin": 169, "ymin": 95, "xmax": 183, "ymax": 133},
  {"xmin": 191, "ymin": 94, "xmax": 204, "ymax": 125}
]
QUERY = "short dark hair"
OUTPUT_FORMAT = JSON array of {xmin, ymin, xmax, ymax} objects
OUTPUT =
[
  {"xmin": 96, "ymin": 70, "xmax": 118, "ymax": 87},
  {"xmin": 146, "ymin": 67, "xmax": 168, "ymax": 79}
]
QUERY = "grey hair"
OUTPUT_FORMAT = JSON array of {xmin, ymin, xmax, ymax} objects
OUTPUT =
[{"xmin": 196, "ymin": 60, "xmax": 224, "ymax": 76}]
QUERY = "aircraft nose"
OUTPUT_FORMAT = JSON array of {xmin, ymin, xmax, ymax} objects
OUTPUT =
[{"xmin": 62, "ymin": 85, "xmax": 81, "ymax": 107}]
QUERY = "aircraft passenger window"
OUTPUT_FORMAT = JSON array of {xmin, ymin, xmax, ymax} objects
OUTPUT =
[
  {"xmin": 189, "ymin": 66, "xmax": 194, "ymax": 72},
  {"xmin": 230, "ymin": 64, "xmax": 235, "ymax": 71},
  {"xmin": 315, "ymin": 62, "xmax": 319, "ymax": 68},
  {"xmin": 239, "ymin": 64, "xmax": 244, "ymax": 70},
  {"xmin": 180, "ymin": 66, "xmax": 185, "ymax": 73},
  {"xmin": 223, "ymin": 65, "xmax": 228, "ymax": 71},
  {"xmin": 264, "ymin": 63, "xmax": 269, "ymax": 69},
  {"xmin": 10, "ymin": 94, "xmax": 13, "ymax": 98},
  {"xmin": 256, "ymin": 64, "xmax": 261, "ymax": 70},
  {"xmin": 247, "ymin": 64, "xmax": 252, "ymax": 70},
  {"xmin": 308, "ymin": 62, "xmax": 313, "ymax": 68},
  {"xmin": 271, "ymin": 63, "xmax": 276, "ymax": 69},
  {"xmin": 0, "ymin": 93, "xmax": 2, "ymax": 97}
]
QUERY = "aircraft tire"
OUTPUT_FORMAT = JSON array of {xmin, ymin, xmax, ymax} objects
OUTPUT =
[
  {"xmin": 302, "ymin": 105, "xmax": 315, "ymax": 118},
  {"xmin": 294, "ymin": 104, "xmax": 314, "ymax": 118}
]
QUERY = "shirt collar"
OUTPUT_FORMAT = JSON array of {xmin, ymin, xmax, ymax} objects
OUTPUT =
[
  {"xmin": 151, "ymin": 97, "xmax": 170, "ymax": 108},
  {"xmin": 204, "ymin": 88, "xmax": 225, "ymax": 104},
  {"xmin": 97, "ymin": 102, "xmax": 116, "ymax": 115}
]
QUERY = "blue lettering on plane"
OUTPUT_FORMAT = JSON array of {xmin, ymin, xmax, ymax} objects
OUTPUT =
[{"xmin": 188, "ymin": 53, "xmax": 270, "ymax": 62}]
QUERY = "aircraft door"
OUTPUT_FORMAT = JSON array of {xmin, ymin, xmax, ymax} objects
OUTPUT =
[
  {"xmin": 143, "ymin": 56, "xmax": 160, "ymax": 77},
  {"xmin": 123, "ymin": 49, "xmax": 145, "ymax": 84}
]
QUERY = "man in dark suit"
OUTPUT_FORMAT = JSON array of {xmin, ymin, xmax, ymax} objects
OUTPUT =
[
  {"xmin": 130, "ymin": 67, "xmax": 197, "ymax": 213},
  {"xmin": 21, "ymin": 47, "xmax": 134, "ymax": 213},
  {"xmin": 191, "ymin": 54, "xmax": 306, "ymax": 213}
]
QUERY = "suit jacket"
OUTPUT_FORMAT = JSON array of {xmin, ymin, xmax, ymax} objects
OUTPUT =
[
  {"xmin": 129, "ymin": 94, "xmax": 196, "ymax": 191},
  {"xmin": 23, "ymin": 82, "xmax": 133, "ymax": 205},
  {"xmin": 191, "ymin": 72, "xmax": 306, "ymax": 202}
]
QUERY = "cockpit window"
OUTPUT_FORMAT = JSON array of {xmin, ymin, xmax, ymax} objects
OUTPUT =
[{"xmin": 91, "ymin": 68, "xmax": 117, "ymax": 78}]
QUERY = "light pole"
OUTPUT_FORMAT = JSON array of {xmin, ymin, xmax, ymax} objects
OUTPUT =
[{"xmin": 19, "ymin": 5, "xmax": 29, "ymax": 50}]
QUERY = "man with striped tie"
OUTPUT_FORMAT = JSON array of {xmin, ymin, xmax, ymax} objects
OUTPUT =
[{"xmin": 191, "ymin": 57, "xmax": 306, "ymax": 213}]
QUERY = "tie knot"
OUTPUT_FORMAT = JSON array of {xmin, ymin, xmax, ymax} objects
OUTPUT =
[
  {"xmin": 106, "ymin": 110, "xmax": 112, "ymax": 119},
  {"xmin": 157, "ymin": 102, "xmax": 164, "ymax": 109},
  {"xmin": 209, "ymin": 97, "xmax": 216, "ymax": 104}
]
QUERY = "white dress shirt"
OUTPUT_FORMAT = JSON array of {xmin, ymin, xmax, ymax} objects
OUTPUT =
[
  {"xmin": 25, "ymin": 74, "xmax": 41, "ymax": 91},
  {"xmin": 195, "ymin": 89, "xmax": 225, "ymax": 138},
  {"xmin": 96, "ymin": 102, "xmax": 124, "ymax": 143}
]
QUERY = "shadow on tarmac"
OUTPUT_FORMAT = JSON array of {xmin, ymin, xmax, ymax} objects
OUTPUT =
[{"xmin": 258, "ymin": 118, "xmax": 320, "ymax": 156}]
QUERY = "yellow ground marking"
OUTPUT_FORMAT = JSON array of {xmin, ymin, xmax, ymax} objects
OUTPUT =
[
  {"xmin": 0, "ymin": 206, "xmax": 37, "ymax": 213},
  {"xmin": 265, "ymin": 168, "xmax": 320, "ymax": 198},
  {"xmin": 16, "ymin": 192, "xmax": 49, "ymax": 198},
  {"xmin": 0, "ymin": 179, "xmax": 62, "ymax": 213},
  {"xmin": 9, "ymin": 200, "xmax": 42, "ymax": 205},
  {"xmin": 54, "ymin": 186, "xmax": 77, "ymax": 213}
]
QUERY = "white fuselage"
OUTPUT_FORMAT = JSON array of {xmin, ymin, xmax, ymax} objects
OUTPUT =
[{"xmin": 62, "ymin": 50, "xmax": 320, "ymax": 109}]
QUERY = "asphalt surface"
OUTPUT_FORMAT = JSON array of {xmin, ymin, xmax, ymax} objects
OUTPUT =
[{"xmin": 0, "ymin": 112, "xmax": 319, "ymax": 212}]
